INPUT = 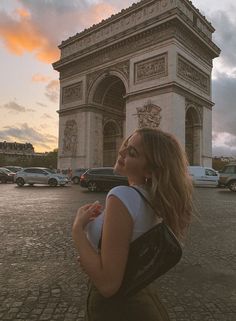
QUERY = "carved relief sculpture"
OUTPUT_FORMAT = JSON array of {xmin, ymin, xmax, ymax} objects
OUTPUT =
[
  {"xmin": 135, "ymin": 101, "xmax": 162, "ymax": 128},
  {"xmin": 177, "ymin": 55, "xmax": 210, "ymax": 94},
  {"xmin": 62, "ymin": 82, "xmax": 83, "ymax": 104},
  {"xmin": 63, "ymin": 120, "xmax": 78, "ymax": 155},
  {"xmin": 135, "ymin": 53, "xmax": 168, "ymax": 83}
]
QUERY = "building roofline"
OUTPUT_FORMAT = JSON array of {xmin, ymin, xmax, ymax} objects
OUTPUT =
[{"xmin": 59, "ymin": 0, "xmax": 214, "ymax": 49}]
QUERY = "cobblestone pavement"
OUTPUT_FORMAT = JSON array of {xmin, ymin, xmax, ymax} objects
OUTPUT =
[{"xmin": 0, "ymin": 183, "xmax": 235, "ymax": 321}]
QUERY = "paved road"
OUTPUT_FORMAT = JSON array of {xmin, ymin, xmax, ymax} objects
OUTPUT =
[{"xmin": 0, "ymin": 183, "xmax": 235, "ymax": 321}]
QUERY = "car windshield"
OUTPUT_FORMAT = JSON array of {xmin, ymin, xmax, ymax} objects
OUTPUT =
[
  {"xmin": 0, "ymin": 167, "xmax": 12, "ymax": 174},
  {"xmin": 221, "ymin": 166, "xmax": 234, "ymax": 174},
  {"xmin": 76, "ymin": 169, "xmax": 86, "ymax": 173},
  {"xmin": 12, "ymin": 167, "xmax": 22, "ymax": 171},
  {"xmin": 44, "ymin": 168, "xmax": 56, "ymax": 174}
]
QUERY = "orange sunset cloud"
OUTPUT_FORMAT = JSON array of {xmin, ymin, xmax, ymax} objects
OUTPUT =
[
  {"xmin": 0, "ymin": 2, "xmax": 117, "ymax": 65},
  {"xmin": 15, "ymin": 7, "xmax": 31, "ymax": 19},
  {"xmin": 0, "ymin": 7, "xmax": 59, "ymax": 63}
]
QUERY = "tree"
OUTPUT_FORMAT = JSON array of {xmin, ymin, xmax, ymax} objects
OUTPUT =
[
  {"xmin": 44, "ymin": 149, "xmax": 58, "ymax": 169},
  {"xmin": 212, "ymin": 158, "xmax": 228, "ymax": 171},
  {"xmin": 0, "ymin": 154, "xmax": 6, "ymax": 167}
]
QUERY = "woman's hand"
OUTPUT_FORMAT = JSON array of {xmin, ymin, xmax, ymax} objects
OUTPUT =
[{"xmin": 72, "ymin": 201, "xmax": 103, "ymax": 233}]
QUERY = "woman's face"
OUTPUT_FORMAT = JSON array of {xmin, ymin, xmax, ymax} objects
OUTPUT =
[{"xmin": 114, "ymin": 132, "xmax": 150, "ymax": 185}]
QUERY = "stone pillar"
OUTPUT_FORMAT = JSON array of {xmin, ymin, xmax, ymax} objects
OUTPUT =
[
  {"xmin": 86, "ymin": 112, "xmax": 103, "ymax": 168},
  {"xmin": 202, "ymin": 107, "xmax": 213, "ymax": 167}
]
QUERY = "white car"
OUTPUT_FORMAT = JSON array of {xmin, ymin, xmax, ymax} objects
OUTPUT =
[
  {"xmin": 188, "ymin": 166, "xmax": 219, "ymax": 187},
  {"xmin": 15, "ymin": 167, "xmax": 69, "ymax": 187}
]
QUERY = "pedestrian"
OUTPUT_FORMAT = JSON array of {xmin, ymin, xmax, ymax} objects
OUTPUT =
[
  {"xmin": 72, "ymin": 127, "xmax": 193, "ymax": 321},
  {"xmin": 67, "ymin": 167, "xmax": 72, "ymax": 180}
]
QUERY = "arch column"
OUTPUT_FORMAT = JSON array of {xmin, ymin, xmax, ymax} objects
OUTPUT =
[
  {"xmin": 103, "ymin": 120, "xmax": 123, "ymax": 166},
  {"xmin": 185, "ymin": 103, "xmax": 202, "ymax": 165}
]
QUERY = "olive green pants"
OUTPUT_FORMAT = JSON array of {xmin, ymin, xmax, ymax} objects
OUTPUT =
[{"xmin": 85, "ymin": 283, "xmax": 170, "ymax": 321}]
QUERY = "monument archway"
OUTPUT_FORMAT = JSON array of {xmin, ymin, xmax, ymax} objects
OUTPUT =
[{"xmin": 53, "ymin": 0, "xmax": 220, "ymax": 170}]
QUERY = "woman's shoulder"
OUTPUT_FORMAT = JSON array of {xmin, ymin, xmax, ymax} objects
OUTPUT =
[
  {"xmin": 107, "ymin": 186, "xmax": 142, "ymax": 221},
  {"xmin": 107, "ymin": 185, "xmax": 150, "ymax": 199},
  {"xmin": 107, "ymin": 185, "xmax": 137, "ymax": 198}
]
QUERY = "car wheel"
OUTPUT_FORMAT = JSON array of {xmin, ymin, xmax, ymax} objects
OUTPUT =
[
  {"xmin": 48, "ymin": 178, "xmax": 58, "ymax": 187},
  {"xmin": 0, "ymin": 177, "xmax": 7, "ymax": 184},
  {"xmin": 228, "ymin": 180, "xmax": 236, "ymax": 192},
  {"xmin": 72, "ymin": 177, "xmax": 80, "ymax": 184},
  {"xmin": 88, "ymin": 181, "xmax": 97, "ymax": 192},
  {"xmin": 16, "ymin": 178, "xmax": 25, "ymax": 187}
]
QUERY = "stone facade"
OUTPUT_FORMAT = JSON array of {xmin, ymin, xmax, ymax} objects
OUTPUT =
[
  {"xmin": 0, "ymin": 141, "xmax": 34, "ymax": 155},
  {"xmin": 53, "ymin": 0, "xmax": 220, "ymax": 170},
  {"xmin": 0, "ymin": 141, "xmax": 47, "ymax": 164}
]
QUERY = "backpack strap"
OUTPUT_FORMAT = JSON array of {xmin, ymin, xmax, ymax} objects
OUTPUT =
[
  {"xmin": 130, "ymin": 186, "xmax": 163, "ymax": 221},
  {"xmin": 130, "ymin": 186, "xmax": 155, "ymax": 211}
]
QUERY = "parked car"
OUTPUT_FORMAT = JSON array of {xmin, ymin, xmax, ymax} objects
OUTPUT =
[
  {"xmin": 188, "ymin": 166, "xmax": 219, "ymax": 187},
  {"xmin": 80, "ymin": 167, "xmax": 128, "ymax": 192},
  {"xmin": 72, "ymin": 168, "xmax": 88, "ymax": 184},
  {"xmin": 14, "ymin": 167, "xmax": 69, "ymax": 187},
  {"xmin": 0, "ymin": 167, "xmax": 15, "ymax": 183},
  {"xmin": 218, "ymin": 163, "xmax": 236, "ymax": 192},
  {"xmin": 4, "ymin": 166, "xmax": 23, "ymax": 173}
]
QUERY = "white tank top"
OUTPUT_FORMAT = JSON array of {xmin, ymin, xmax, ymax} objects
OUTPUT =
[{"xmin": 86, "ymin": 185, "xmax": 160, "ymax": 250}]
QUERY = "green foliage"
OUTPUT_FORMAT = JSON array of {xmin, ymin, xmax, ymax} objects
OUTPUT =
[
  {"xmin": 0, "ymin": 154, "xmax": 6, "ymax": 167},
  {"xmin": 43, "ymin": 149, "xmax": 58, "ymax": 169},
  {"xmin": 212, "ymin": 158, "xmax": 228, "ymax": 171}
]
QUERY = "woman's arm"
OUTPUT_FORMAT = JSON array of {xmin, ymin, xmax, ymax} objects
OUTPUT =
[{"xmin": 72, "ymin": 195, "xmax": 133, "ymax": 298}]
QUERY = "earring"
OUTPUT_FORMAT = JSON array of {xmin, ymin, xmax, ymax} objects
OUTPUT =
[{"xmin": 145, "ymin": 177, "xmax": 148, "ymax": 184}]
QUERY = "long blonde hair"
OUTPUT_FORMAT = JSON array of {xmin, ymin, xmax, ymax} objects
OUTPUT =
[{"xmin": 135, "ymin": 127, "xmax": 193, "ymax": 240}]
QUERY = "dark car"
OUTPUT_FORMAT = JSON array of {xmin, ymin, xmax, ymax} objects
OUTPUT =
[
  {"xmin": 80, "ymin": 167, "xmax": 128, "ymax": 192},
  {"xmin": 0, "ymin": 168, "xmax": 15, "ymax": 183},
  {"xmin": 218, "ymin": 163, "xmax": 236, "ymax": 192},
  {"xmin": 72, "ymin": 168, "xmax": 88, "ymax": 184}
]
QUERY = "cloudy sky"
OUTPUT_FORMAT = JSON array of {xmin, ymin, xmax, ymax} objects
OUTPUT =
[{"xmin": 0, "ymin": 0, "xmax": 236, "ymax": 156}]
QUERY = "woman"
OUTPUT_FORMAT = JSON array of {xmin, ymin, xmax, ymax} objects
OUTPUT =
[{"xmin": 72, "ymin": 127, "xmax": 193, "ymax": 321}]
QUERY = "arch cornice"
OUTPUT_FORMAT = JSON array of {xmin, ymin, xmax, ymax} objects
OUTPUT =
[
  {"xmin": 55, "ymin": 0, "xmax": 218, "ymax": 63},
  {"xmin": 54, "ymin": 18, "xmax": 220, "ymax": 79}
]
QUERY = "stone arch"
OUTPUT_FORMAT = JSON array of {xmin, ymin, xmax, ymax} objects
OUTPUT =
[
  {"xmin": 185, "ymin": 104, "xmax": 202, "ymax": 165},
  {"xmin": 88, "ymin": 70, "xmax": 128, "ymax": 105},
  {"xmin": 54, "ymin": 1, "xmax": 219, "ymax": 170}
]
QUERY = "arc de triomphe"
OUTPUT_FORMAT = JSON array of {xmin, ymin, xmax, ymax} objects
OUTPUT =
[{"xmin": 53, "ymin": 0, "xmax": 220, "ymax": 170}]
